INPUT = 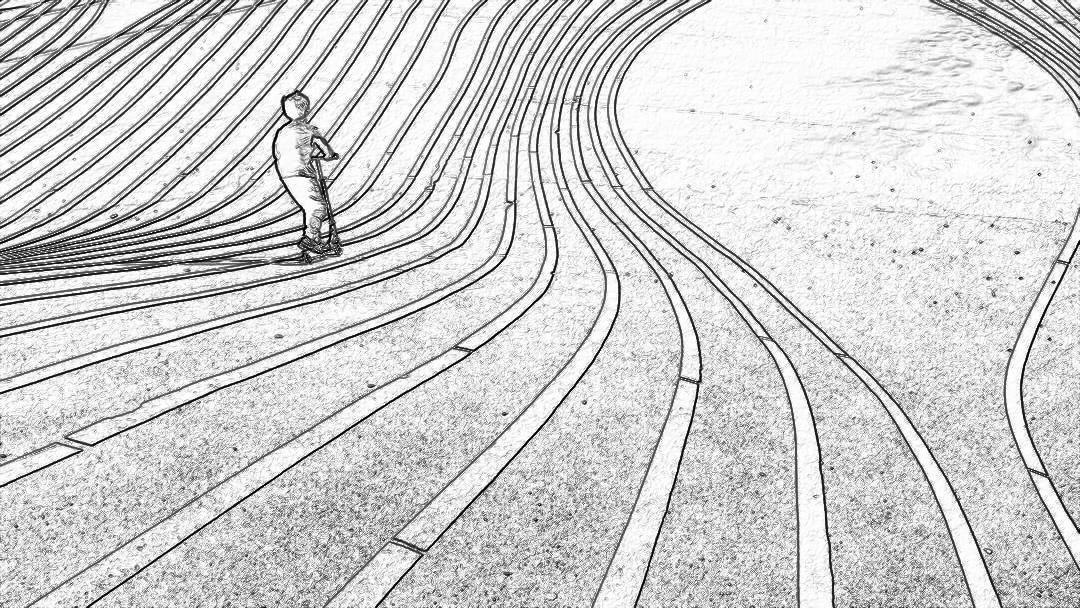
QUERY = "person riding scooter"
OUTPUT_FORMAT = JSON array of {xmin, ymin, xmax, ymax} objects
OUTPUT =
[{"xmin": 272, "ymin": 90, "xmax": 341, "ymax": 259}]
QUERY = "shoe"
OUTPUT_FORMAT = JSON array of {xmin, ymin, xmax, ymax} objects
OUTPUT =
[
  {"xmin": 298, "ymin": 236, "xmax": 330, "ymax": 254},
  {"xmin": 325, "ymin": 236, "xmax": 343, "ymax": 256}
]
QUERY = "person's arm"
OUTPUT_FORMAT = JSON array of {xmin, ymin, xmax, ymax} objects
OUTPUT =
[{"xmin": 312, "ymin": 129, "xmax": 339, "ymax": 161}]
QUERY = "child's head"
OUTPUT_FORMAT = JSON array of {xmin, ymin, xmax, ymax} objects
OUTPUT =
[{"xmin": 281, "ymin": 91, "xmax": 310, "ymax": 120}]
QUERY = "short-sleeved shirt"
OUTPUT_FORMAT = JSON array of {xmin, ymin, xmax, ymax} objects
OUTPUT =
[{"xmin": 273, "ymin": 120, "xmax": 324, "ymax": 178}]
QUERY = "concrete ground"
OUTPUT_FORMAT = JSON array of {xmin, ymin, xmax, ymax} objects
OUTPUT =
[{"xmin": 2, "ymin": 0, "xmax": 1079, "ymax": 607}]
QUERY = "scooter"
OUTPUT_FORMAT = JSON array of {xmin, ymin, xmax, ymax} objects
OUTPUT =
[
  {"xmin": 296, "ymin": 155, "xmax": 341, "ymax": 265},
  {"xmin": 313, "ymin": 156, "xmax": 342, "ymax": 254}
]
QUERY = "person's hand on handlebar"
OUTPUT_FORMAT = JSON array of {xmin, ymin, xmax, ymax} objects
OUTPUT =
[{"xmin": 312, "ymin": 134, "xmax": 339, "ymax": 162}]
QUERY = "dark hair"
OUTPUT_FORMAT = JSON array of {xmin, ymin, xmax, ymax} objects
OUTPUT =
[{"xmin": 282, "ymin": 91, "xmax": 310, "ymax": 116}]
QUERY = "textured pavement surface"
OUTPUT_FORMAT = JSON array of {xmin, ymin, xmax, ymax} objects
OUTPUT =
[{"xmin": 2, "ymin": 0, "xmax": 1080, "ymax": 606}]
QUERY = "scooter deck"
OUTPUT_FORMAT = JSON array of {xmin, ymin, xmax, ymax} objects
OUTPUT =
[{"xmin": 274, "ymin": 244, "xmax": 343, "ymax": 266}]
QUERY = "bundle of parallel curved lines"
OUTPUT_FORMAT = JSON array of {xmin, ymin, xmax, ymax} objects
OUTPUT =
[{"xmin": 0, "ymin": 0, "xmax": 1077, "ymax": 606}]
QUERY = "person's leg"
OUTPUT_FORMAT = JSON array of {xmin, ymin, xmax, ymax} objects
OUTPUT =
[
  {"xmin": 307, "ymin": 183, "xmax": 328, "ymax": 241},
  {"xmin": 283, "ymin": 176, "xmax": 327, "ymax": 242}
]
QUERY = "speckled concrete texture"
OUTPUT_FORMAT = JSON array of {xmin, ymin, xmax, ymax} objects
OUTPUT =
[
  {"xmin": 1026, "ymin": 262, "xmax": 1080, "ymax": 531},
  {"xmin": 634, "ymin": 259, "xmax": 800, "ymax": 608},
  {"xmin": 621, "ymin": 0, "xmax": 1080, "ymax": 604},
  {"xmin": 96, "ymin": 137, "xmax": 605, "ymax": 608},
  {"xmin": 5, "ymin": 0, "xmax": 1080, "ymax": 606},
  {"xmin": 382, "ymin": 203, "xmax": 681, "ymax": 608}
]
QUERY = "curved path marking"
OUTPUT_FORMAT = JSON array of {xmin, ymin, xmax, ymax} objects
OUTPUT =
[
  {"xmin": 0, "ymin": 441, "xmax": 80, "ymax": 487},
  {"xmin": 9, "ymin": 1, "xmax": 1066, "ymax": 605},
  {"xmin": 0, "ymin": 0, "xmax": 418, "ymax": 265},
  {"xmin": 0, "ymin": 0, "xmax": 322, "ymax": 243},
  {"xmin": 0, "ymin": 0, "xmax": 434, "ymax": 278},
  {"xmin": 54, "ymin": 0, "xmax": 540, "ymax": 447},
  {"xmin": 0, "ymin": 0, "xmax": 462, "ymax": 266},
  {"xmin": 0, "ymin": 1, "xmax": 51, "ymax": 29},
  {"xmin": 0, "ymin": 0, "xmax": 106, "ymax": 79},
  {"xmin": 0, "ymin": 0, "xmax": 376, "ymax": 251},
  {"xmin": 0, "ymin": 0, "xmax": 533, "ymax": 323},
  {"xmin": 26, "ymin": 1, "xmax": 576, "ymax": 603},
  {"xmin": 0, "ymin": 0, "xmax": 210, "ymax": 131},
  {"xmin": 581, "ymin": 5, "xmax": 833, "ymax": 605},
  {"xmin": 0, "ymin": 0, "xmax": 230, "ymax": 217},
  {"xmin": 565, "ymin": 5, "xmax": 704, "ymax": 607},
  {"xmin": 0, "ymin": 0, "xmax": 540, "ymax": 359},
  {"xmin": 0, "ymin": 0, "xmax": 513, "ymax": 344},
  {"xmin": 0, "ymin": 0, "xmax": 278, "ymax": 200},
  {"xmin": 327, "ymin": 3, "xmax": 694, "ymax": 606},
  {"xmin": 0, "ymin": 0, "xmax": 535, "ymax": 348},
  {"xmin": 0, "ymin": 0, "xmax": 370, "ymax": 259},
  {"xmin": 2, "ymin": 0, "xmax": 527, "ymax": 483},
  {"xmin": 323, "ymin": 0, "xmax": 627, "ymax": 601},
  {"xmin": 0, "ymin": 0, "xmax": 59, "ymax": 50},
  {"xmin": 0, "ymin": 0, "xmax": 533, "ymax": 480},
  {"xmin": 0, "ymin": 0, "xmax": 578, "ymax": 473},
  {"xmin": 0, "ymin": 0, "xmax": 520, "ymax": 394},
  {"xmin": 0, "ymin": 1, "xmax": 276, "ymax": 67},
  {"xmin": 604, "ymin": 2, "xmax": 1004, "ymax": 605},
  {"xmin": 1005, "ymin": 242, "xmax": 1080, "ymax": 569},
  {"xmin": 0, "ymin": 0, "xmax": 457, "ymax": 256},
  {"xmin": 0, "ymin": 0, "xmax": 102, "ymax": 81},
  {"xmin": 933, "ymin": 0, "xmax": 1080, "ymax": 571},
  {"xmin": 0, "ymin": 0, "xmax": 466, "ymax": 272}
]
